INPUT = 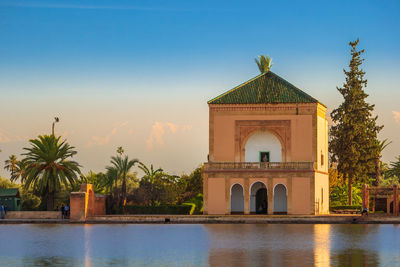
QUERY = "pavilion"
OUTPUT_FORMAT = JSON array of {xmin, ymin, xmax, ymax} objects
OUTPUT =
[{"xmin": 203, "ymin": 71, "xmax": 329, "ymax": 215}]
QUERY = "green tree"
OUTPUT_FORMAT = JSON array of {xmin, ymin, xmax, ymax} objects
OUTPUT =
[
  {"xmin": 255, "ymin": 54, "xmax": 273, "ymax": 73},
  {"xmin": 21, "ymin": 135, "xmax": 81, "ymax": 210},
  {"xmin": 10, "ymin": 160, "xmax": 26, "ymax": 183},
  {"xmin": 0, "ymin": 176, "xmax": 17, "ymax": 189},
  {"xmin": 178, "ymin": 166, "xmax": 203, "ymax": 202},
  {"xmin": 108, "ymin": 155, "xmax": 139, "ymax": 208},
  {"xmin": 138, "ymin": 163, "xmax": 164, "ymax": 205},
  {"xmin": 329, "ymin": 39, "xmax": 383, "ymax": 205},
  {"xmin": 387, "ymin": 156, "xmax": 400, "ymax": 181},
  {"xmin": 374, "ymin": 139, "xmax": 391, "ymax": 185},
  {"xmin": 4, "ymin": 155, "xmax": 19, "ymax": 180},
  {"xmin": 80, "ymin": 171, "xmax": 109, "ymax": 194}
]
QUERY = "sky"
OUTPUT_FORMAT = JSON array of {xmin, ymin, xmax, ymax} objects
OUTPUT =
[{"xmin": 0, "ymin": 0, "xmax": 399, "ymax": 178}]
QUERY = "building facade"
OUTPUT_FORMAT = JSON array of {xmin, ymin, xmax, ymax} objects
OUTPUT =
[
  {"xmin": 203, "ymin": 71, "xmax": 329, "ymax": 215},
  {"xmin": 0, "ymin": 188, "xmax": 21, "ymax": 211}
]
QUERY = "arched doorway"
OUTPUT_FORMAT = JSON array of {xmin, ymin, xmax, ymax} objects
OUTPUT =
[
  {"xmin": 250, "ymin": 182, "xmax": 268, "ymax": 214},
  {"xmin": 274, "ymin": 184, "xmax": 287, "ymax": 214},
  {"xmin": 231, "ymin": 184, "xmax": 244, "ymax": 214}
]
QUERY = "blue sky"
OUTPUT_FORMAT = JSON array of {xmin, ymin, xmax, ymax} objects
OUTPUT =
[{"xmin": 0, "ymin": 0, "xmax": 399, "ymax": 177}]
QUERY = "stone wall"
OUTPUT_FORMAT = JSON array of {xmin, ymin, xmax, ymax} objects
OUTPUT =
[
  {"xmin": 6, "ymin": 211, "xmax": 61, "ymax": 219},
  {"xmin": 70, "ymin": 184, "xmax": 106, "ymax": 221}
]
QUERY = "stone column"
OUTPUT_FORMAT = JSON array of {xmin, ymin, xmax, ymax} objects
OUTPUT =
[
  {"xmin": 244, "ymin": 178, "xmax": 250, "ymax": 215},
  {"xmin": 225, "ymin": 178, "xmax": 230, "ymax": 215},
  {"xmin": 287, "ymin": 177, "xmax": 293, "ymax": 214},
  {"xmin": 268, "ymin": 178, "xmax": 273, "ymax": 215}
]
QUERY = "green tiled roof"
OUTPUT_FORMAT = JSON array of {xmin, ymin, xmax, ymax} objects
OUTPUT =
[
  {"xmin": 0, "ymin": 188, "xmax": 20, "ymax": 197},
  {"xmin": 208, "ymin": 71, "xmax": 320, "ymax": 105}
]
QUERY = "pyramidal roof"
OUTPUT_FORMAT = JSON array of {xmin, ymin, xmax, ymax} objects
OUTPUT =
[{"xmin": 208, "ymin": 71, "xmax": 322, "ymax": 105}]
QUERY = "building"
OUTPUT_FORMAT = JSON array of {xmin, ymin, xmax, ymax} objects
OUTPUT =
[
  {"xmin": 0, "ymin": 188, "xmax": 21, "ymax": 211},
  {"xmin": 203, "ymin": 71, "xmax": 329, "ymax": 215}
]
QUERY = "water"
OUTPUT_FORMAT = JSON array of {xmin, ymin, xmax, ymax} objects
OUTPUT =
[{"xmin": 0, "ymin": 224, "xmax": 399, "ymax": 266}]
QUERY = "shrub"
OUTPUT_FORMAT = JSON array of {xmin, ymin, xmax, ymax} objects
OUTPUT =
[
  {"xmin": 123, "ymin": 204, "xmax": 192, "ymax": 215},
  {"xmin": 21, "ymin": 192, "xmax": 41, "ymax": 211},
  {"xmin": 330, "ymin": 205, "xmax": 362, "ymax": 211},
  {"xmin": 183, "ymin": 193, "xmax": 203, "ymax": 214}
]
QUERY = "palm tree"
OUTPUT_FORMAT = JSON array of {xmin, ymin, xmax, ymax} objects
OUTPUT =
[
  {"xmin": 117, "ymin": 146, "xmax": 124, "ymax": 156},
  {"xmin": 52, "ymin": 117, "xmax": 59, "ymax": 136},
  {"xmin": 22, "ymin": 135, "xmax": 81, "ymax": 210},
  {"xmin": 138, "ymin": 163, "xmax": 163, "ymax": 183},
  {"xmin": 255, "ymin": 55, "xmax": 273, "ymax": 73},
  {"xmin": 4, "ymin": 155, "xmax": 19, "ymax": 180},
  {"xmin": 138, "ymin": 163, "xmax": 163, "ymax": 205},
  {"xmin": 11, "ymin": 160, "xmax": 27, "ymax": 183},
  {"xmin": 108, "ymin": 155, "xmax": 139, "ymax": 208}
]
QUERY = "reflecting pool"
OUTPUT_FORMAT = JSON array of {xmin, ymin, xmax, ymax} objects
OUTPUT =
[{"xmin": 0, "ymin": 224, "xmax": 399, "ymax": 266}]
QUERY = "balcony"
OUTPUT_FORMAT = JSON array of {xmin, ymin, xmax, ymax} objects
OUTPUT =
[{"xmin": 204, "ymin": 162, "xmax": 316, "ymax": 171}]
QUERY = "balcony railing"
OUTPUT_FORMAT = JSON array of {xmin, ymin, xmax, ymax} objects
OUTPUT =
[{"xmin": 204, "ymin": 162, "xmax": 316, "ymax": 171}]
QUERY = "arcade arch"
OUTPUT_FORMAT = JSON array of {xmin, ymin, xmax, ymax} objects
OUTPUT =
[
  {"xmin": 230, "ymin": 184, "xmax": 244, "ymax": 214},
  {"xmin": 273, "ymin": 184, "xmax": 287, "ymax": 214},
  {"xmin": 250, "ymin": 181, "xmax": 268, "ymax": 214}
]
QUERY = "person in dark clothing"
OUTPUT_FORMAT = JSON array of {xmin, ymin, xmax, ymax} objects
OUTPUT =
[
  {"xmin": 61, "ymin": 204, "xmax": 65, "ymax": 219},
  {"xmin": 64, "ymin": 205, "xmax": 69, "ymax": 218},
  {"xmin": 4, "ymin": 204, "xmax": 8, "ymax": 215},
  {"xmin": 361, "ymin": 207, "xmax": 368, "ymax": 216},
  {"xmin": 0, "ymin": 204, "xmax": 4, "ymax": 219}
]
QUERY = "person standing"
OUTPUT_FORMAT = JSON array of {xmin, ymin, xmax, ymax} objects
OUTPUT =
[
  {"xmin": 64, "ymin": 205, "xmax": 69, "ymax": 219},
  {"xmin": 0, "ymin": 204, "xmax": 4, "ymax": 219},
  {"xmin": 4, "ymin": 204, "xmax": 8, "ymax": 215},
  {"xmin": 60, "ymin": 204, "xmax": 65, "ymax": 219}
]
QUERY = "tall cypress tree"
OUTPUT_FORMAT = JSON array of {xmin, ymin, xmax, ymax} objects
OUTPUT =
[{"xmin": 329, "ymin": 39, "xmax": 382, "ymax": 205}]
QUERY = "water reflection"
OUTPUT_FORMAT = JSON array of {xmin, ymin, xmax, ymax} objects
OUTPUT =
[
  {"xmin": 206, "ymin": 224, "xmax": 316, "ymax": 266},
  {"xmin": 314, "ymin": 224, "xmax": 330, "ymax": 267},
  {"xmin": 0, "ymin": 224, "xmax": 399, "ymax": 266},
  {"xmin": 84, "ymin": 224, "xmax": 91, "ymax": 267}
]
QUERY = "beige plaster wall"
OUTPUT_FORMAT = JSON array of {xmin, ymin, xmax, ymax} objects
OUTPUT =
[
  {"xmin": 317, "ymin": 104, "xmax": 328, "ymax": 173},
  {"xmin": 207, "ymin": 178, "xmax": 226, "ymax": 214},
  {"xmin": 291, "ymin": 178, "xmax": 311, "ymax": 214},
  {"xmin": 315, "ymin": 172, "xmax": 330, "ymax": 214},
  {"xmin": 211, "ymin": 111, "xmax": 313, "ymax": 162}
]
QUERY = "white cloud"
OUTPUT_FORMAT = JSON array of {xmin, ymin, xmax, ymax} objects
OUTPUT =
[
  {"xmin": 146, "ymin": 122, "xmax": 192, "ymax": 149},
  {"xmin": 393, "ymin": 111, "xmax": 400, "ymax": 125},
  {"xmin": 87, "ymin": 121, "xmax": 128, "ymax": 146}
]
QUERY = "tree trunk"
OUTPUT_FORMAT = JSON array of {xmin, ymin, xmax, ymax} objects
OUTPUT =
[
  {"xmin": 348, "ymin": 177, "xmax": 352, "ymax": 205},
  {"xmin": 375, "ymin": 158, "xmax": 381, "ymax": 186},
  {"xmin": 120, "ymin": 176, "xmax": 126, "ymax": 209},
  {"xmin": 47, "ymin": 192, "xmax": 54, "ymax": 211}
]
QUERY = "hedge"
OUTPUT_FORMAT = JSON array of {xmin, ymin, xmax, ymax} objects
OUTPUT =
[
  {"xmin": 123, "ymin": 204, "xmax": 192, "ymax": 215},
  {"xmin": 330, "ymin": 205, "xmax": 362, "ymax": 211}
]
